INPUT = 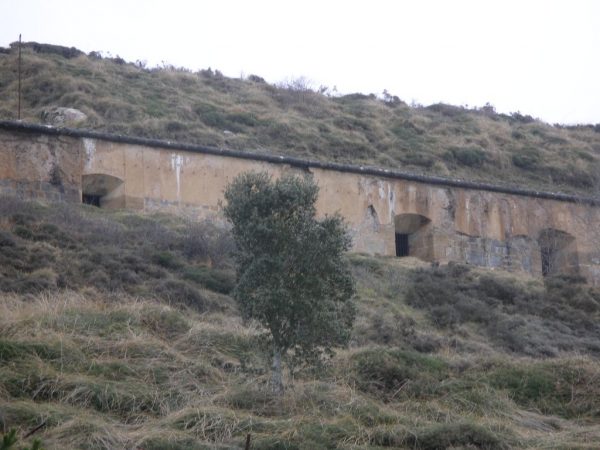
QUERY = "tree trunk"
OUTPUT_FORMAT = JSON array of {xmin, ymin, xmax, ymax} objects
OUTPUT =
[{"xmin": 271, "ymin": 347, "xmax": 284, "ymax": 395}]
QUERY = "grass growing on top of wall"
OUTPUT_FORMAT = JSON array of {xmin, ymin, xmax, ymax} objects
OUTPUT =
[
  {"xmin": 0, "ymin": 42, "xmax": 599, "ymax": 196},
  {"xmin": 2, "ymin": 196, "xmax": 600, "ymax": 448}
]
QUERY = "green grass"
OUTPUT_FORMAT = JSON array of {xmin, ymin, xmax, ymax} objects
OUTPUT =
[
  {"xmin": 1, "ymin": 198, "xmax": 600, "ymax": 448},
  {"xmin": 1, "ymin": 42, "xmax": 599, "ymax": 195}
]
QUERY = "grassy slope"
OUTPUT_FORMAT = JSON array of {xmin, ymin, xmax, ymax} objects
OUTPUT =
[
  {"xmin": 0, "ymin": 43, "xmax": 599, "ymax": 196},
  {"xmin": 2, "ymin": 197, "xmax": 600, "ymax": 449}
]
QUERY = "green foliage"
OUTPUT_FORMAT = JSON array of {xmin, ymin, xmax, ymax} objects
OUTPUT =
[
  {"xmin": 152, "ymin": 250, "xmax": 183, "ymax": 269},
  {"xmin": 405, "ymin": 264, "xmax": 600, "ymax": 356},
  {"xmin": 0, "ymin": 196, "xmax": 234, "ymax": 302},
  {"xmin": 445, "ymin": 146, "xmax": 487, "ymax": 167},
  {"xmin": 350, "ymin": 348, "xmax": 448, "ymax": 399},
  {"xmin": 512, "ymin": 148, "xmax": 541, "ymax": 169},
  {"xmin": 2, "ymin": 198, "xmax": 600, "ymax": 448},
  {"xmin": 488, "ymin": 362, "xmax": 600, "ymax": 418},
  {"xmin": 152, "ymin": 279, "xmax": 208, "ymax": 311},
  {"xmin": 0, "ymin": 429, "xmax": 43, "ymax": 450},
  {"xmin": 0, "ymin": 430, "xmax": 17, "ymax": 450},
  {"xmin": 2, "ymin": 45, "xmax": 600, "ymax": 195},
  {"xmin": 223, "ymin": 172, "xmax": 356, "ymax": 391},
  {"xmin": 183, "ymin": 267, "xmax": 235, "ymax": 294},
  {"xmin": 140, "ymin": 307, "xmax": 191, "ymax": 338},
  {"xmin": 409, "ymin": 422, "xmax": 509, "ymax": 450}
]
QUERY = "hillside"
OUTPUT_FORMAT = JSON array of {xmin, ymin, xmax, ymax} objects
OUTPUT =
[
  {"xmin": 2, "ymin": 196, "xmax": 600, "ymax": 449},
  {"xmin": 0, "ymin": 42, "xmax": 599, "ymax": 196}
]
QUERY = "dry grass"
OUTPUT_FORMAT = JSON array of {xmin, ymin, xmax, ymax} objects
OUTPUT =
[
  {"xmin": 1, "ymin": 43, "xmax": 599, "ymax": 196},
  {"xmin": 2, "ymin": 199, "xmax": 600, "ymax": 448},
  {"xmin": 3, "ymin": 288, "xmax": 600, "ymax": 448}
]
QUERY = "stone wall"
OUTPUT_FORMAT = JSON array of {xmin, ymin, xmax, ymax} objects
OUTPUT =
[
  {"xmin": 1, "ymin": 122, "xmax": 599, "ymax": 285},
  {"xmin": 0, "ymin": 129, "xmax": 81, "ymax": 202}
]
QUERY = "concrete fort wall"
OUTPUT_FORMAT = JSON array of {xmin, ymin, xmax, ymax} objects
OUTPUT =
[{"xmin": 1, "ymin": 121, "xmax": 599, "ymax": 285}]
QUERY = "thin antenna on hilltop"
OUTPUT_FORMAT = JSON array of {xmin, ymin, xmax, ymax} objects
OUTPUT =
[{"xmin": 17, "ymin": 34, "xmax": 22, "ymax": 120}]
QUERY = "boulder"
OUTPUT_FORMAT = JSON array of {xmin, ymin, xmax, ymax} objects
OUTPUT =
[{"xmin": 41, "ymin": 107, "xmax": 87, "ymax": 127}]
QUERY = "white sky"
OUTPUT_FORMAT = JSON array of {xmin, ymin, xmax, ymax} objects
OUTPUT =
[{"xmin": 1, "ymin": 0, "xmax": 599, "ymax": 124}]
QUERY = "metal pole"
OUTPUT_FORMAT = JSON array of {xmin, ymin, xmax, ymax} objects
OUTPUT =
[{"xmin": 18, "ymin": 34, "xmax": 22, "ymax": 120}]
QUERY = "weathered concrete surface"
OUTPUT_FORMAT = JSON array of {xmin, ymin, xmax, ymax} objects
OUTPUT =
[
  {"xmin": 1, "ymin": 124, "xmax": 599, "ymax": 285},
  {"xmin": 0, "ymin": 129, "xmax": 81, "ymax": 202}
]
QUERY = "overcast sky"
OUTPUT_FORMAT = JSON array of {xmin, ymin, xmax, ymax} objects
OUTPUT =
[{"xmin": 1, "ymin": 0, "xmax": 599, "ymax": 124}]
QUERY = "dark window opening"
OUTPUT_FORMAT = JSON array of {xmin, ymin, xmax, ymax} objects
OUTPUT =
[
  {"xmin": 83, "ymin": 194, "xmax": 101, "ymax": 207},
  {"xmin": 395, "ymin": 233, "xmax": 409, "ymax": 257}
]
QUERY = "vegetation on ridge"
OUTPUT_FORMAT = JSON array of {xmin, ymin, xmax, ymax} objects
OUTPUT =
[
  {"xmin": 0, "ymin": 42, "xmax": 599, "ymax": 196},
  {"xmin": 2, "ymin": 196, "xmax": 600, "ymax": 448}
]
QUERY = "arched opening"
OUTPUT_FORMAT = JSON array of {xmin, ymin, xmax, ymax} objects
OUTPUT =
[
  {"xmin": 394, "ymin": 213, "xmax": 433, "ymax": 260},
  {"xmin": 538, "ymin": 228, "xmax": 578, "ymax": 276},
  {"xmin": 82, "ymin": 174, "xmax": 124, "ymax": 208}
]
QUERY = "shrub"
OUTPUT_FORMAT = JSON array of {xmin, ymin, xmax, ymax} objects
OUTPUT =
[
  {"xmin": 0, "ymin": 340, "xmax": 63, "ymax": 363},
  {"xmin": 183, "ymin": 267, "xmax": 235, "ymax": 294},
  {"xmin": 350, "ymin": 348, "xmax": 448, "ymax": 399},
  {"xmin": 221, "ymin": 385, "xmax": 275, "ymax": 415},
  {"xmin": 152, "ymin": 251, "xmax": 182, "ymax": 269},
  {"xmin": 141, "ymin": 307, "xmax": 191, "ymax": 338},
  {"xmin": 512, "ymin": 149, "xmax": 541, "ymax": 169},
  {"xmin": 137, "ymin": 437, "xmax": 210, "ymax": 450},
  {"xmin": 0, "ymin": 231, "xmax": 16, "ymax": 247},
  {"xmin": 405, "ymin": 265, "xmax": 600, "ymax": 356},
  {"xmin": 486, "ymin": 362, "xmax": 600, "ymax": 418},
  {"xmin": 25, "ymin": 41, "xmax": 84, "ymax": 58},
  {"xmin": 400, "ymin": 151, "xmax": 434, "ymax": 168},
  {"xmin": 181, "ymin": 222, "xmax": 235, "ymax": 267},
  {"xmin": 1, "ymin": 428, "xmax": 43, "ymax": 450},
  {"xmin": 425, "ymin": 103, "xmax": 466, "ymax": 117},
  {"xmin": 153, "ymin": 279, "xmax": 208, "ymax": 311},
  {"xmin": 409, "ymin": 422, "xmax": 510, "ymax": 450},
  {"xmin": 13, "ymin": 225, "xmax": 34, "ymax": 240},
  {"xmin": 12, "ymin": 269, "xmax": 58, "ymax": 293},
  {"xmin": 445, "ymin": 146, "xmax": 487, "ymax": 167}
]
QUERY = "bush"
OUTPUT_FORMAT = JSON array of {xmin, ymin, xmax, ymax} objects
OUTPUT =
[
  {"xmin": 487, "ymin": 362, "xmax": 600, "ymax": 418},
  {"xmin": 0, "ymin": 340, "xmax": 63, "ymax": 362},
  {"xmin": 183, "ymin": 267, "xmax": 235, "ymax": 294},
  {"xmin": 350, "ymin": 348, "xmax": 448, "ymax": 399},
  {"xmin": 12, "ymin": 268, "xmax": 58, "ymax": 293},
  {"xmin": 153, "ymin": 279, "xmax": 208, "ymax": 311},
  {"xmin": 21, "ymin": 41, "xmax": 84, "ymax": 58},
  {"xmin": 445, "ymin": 146, "xmax": 487, "ymax": 167},
  {"xmin": 137, "ymin": 437, "xmax": 210, "ymax": 450},
  {"xmin": 409, "ymin": 422, "xmax": 510, "ymax": 450},
  {"xmin": 13, "ymin": 225, "xmax": 34, "ymax": 240},
  {"xmin": 140, "ymin": 307, "xmax": 191, "ymax": 338},
  {"xmin": 512, "ymin": 148, "xmax": 541, "ymax": 169},
  {"xmin": 152, "ymin": 251, "xmax": 182, "ymax": 269},
  {"xmin": 405, "ymin": 265, "xmax": 600, "ymax": 356},
  {"xmin": 0, "ymin": 428, "xmax": 43, "ymax": 450},
  {"xmin": 0, "ymin": 231, "xmax": 16, "ymax": 247},
  {"xmin": 181, "ymin": 222, "xmax": 235, "ymax": 268},
  {"xmin": 400, "ymin": 151, "xmax": 434, "ymax": 168}
]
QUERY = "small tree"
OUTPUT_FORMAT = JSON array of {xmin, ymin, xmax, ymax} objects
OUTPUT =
[{"xmin": 223, "ymin": 172, "xmax": 356, "ymax": 394}]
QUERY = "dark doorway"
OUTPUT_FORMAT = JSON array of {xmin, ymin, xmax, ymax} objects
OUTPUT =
[
  {"xmin": 395, "ymin": 233, "xmax": 409, "ymax": 257},
  {"xmin": 540, "ymin": 246, "xmax": 553, "ymax": 277},
  {"xmin": 394, "ymin": 213, "xmax": 432, "ymax": 260},
  {"xmin": 82, "ymin": 194, "xmax": 101, "ymax": 207},
  {"xmin": 81, "ymin": 173, "xmax": 124, "ymax": 209},
  {"xmin": 538, "ymin": 228, "xmax": 578, "ymax": 277}
]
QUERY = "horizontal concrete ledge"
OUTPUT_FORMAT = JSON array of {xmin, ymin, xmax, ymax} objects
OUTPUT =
[{"xmin": 2, "ymin": 120, "xmax": 599, "ymax": 206}]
